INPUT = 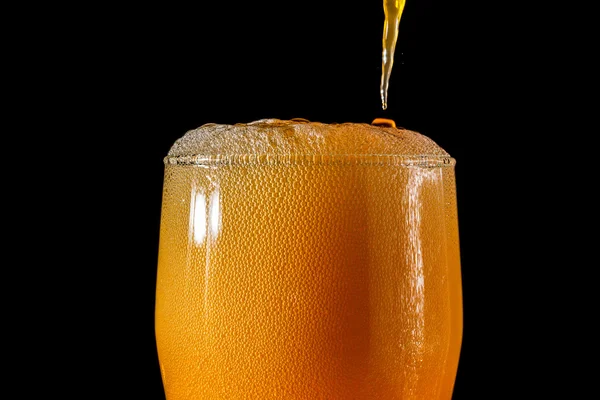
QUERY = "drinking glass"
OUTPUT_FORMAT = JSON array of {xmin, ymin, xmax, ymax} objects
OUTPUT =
[{"xmin": 156, "ymin": 119, "xmax": 462, "ymax": 399}]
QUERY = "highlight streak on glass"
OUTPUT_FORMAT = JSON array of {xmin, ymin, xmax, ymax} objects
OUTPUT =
[
  {"xmin": 381, "ymin": 0, "xmax": 407, "ymax": 110},
  {"xmin": 403, "ymin": 167, "xmax": 436, "ymax": 397},
  {"xmin": 193, "ymin": 189, "xmax": 207, "ymax": 245}
]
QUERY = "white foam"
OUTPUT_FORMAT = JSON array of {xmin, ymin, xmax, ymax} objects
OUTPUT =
[{"xmin": 167, "ymin": 119, "xmax": 450, "ymax": 165}]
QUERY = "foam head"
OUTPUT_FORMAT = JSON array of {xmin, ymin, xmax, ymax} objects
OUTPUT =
[{"xmin": 166, "ymin": 118, "xmax": 451, "ymax": 166}]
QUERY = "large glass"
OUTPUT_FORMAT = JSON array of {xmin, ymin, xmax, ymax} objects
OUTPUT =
[{"xmin": 155, "ymin": 119, "xmax": 462, "ymax": 399}]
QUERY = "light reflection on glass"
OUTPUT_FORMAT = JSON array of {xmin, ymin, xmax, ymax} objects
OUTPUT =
[
  {"xmin": 192, "ymin": 189, "xmax": 207, "ymax": 245},
  {"xmin": 403, "ymin": 167, "xmax": 438, "ymax": 395}
]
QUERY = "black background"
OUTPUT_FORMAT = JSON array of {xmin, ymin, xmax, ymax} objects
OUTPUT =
[{"xmin": 27, "ymin": 0, "xmax": 561, "ymax": 398}]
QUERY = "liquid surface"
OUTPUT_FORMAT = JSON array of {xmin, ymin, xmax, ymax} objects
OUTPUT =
[
  {"xmin": 156, "ymin": 120, "xmax": 462, "ymax": 399},
  {"xmin": 381, "ymin": 0, "xmax": 407, "ymax": 110},
  {"xmin": 166, "ymin": 119, "xmax": 448, "ymax": 160}
]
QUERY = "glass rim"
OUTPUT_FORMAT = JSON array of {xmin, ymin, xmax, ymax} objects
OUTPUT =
[{"xmin": 164, "ymin": 154, "xmax": 456, "ymax": 167}]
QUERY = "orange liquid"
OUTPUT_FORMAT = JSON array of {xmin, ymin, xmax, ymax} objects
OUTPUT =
[
  {"xmin": 381, "ymin": 0, "xmax": 407, "ymax": 109},
  {"xmin": 156, "ymin": 139, "xmax": 462, "ymax": 399}
]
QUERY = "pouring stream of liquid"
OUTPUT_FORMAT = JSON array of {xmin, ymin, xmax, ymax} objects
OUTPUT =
[{"xmin": 381, "ymin": 0, "xmax": 407, "ymax": 110}]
